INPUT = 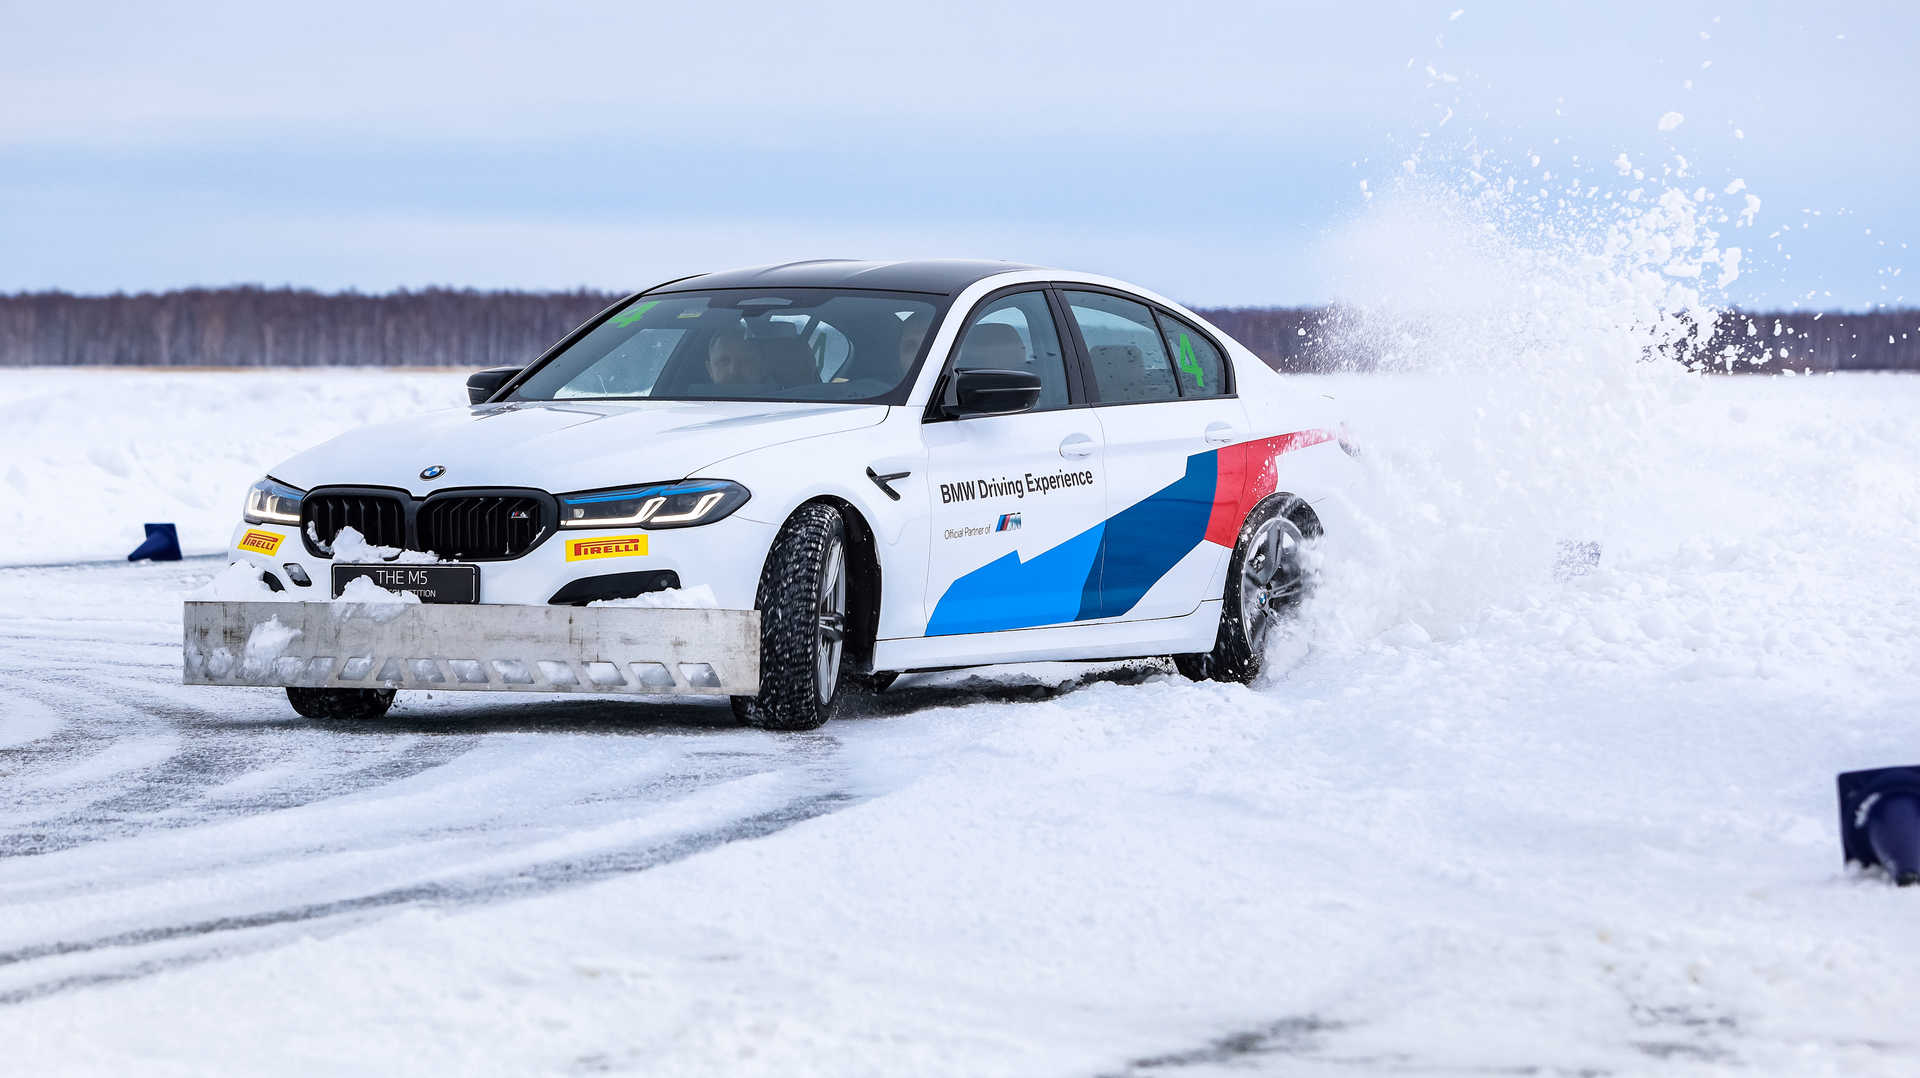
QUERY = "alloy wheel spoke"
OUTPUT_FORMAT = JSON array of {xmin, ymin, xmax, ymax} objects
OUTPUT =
[
  {"xmin": 1242, "ymin": 519, "xmax": 1308, "ymax": 638},
  {"xmin": 816, "ymin": 539, "xmax": 847, "ymax": 702}
]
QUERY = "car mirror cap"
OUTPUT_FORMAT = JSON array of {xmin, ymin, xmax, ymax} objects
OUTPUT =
[
  {"xmin": 467, "ymin": 366, "xmax": 522, "ymax": 405},
  {"xmin": 950, "ymin": 368, "xmax": 1043, "ymax": 418}
]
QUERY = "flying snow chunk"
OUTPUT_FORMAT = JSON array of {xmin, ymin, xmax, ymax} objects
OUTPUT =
[
  {"xmin": 1658, "ymin": 112, "xmax": 1686, "ymax": 132},
  {"xmin": 1724, "ymin": 178, "xmax": 1748, "ymax": 195},
  {"xmin": 1720, "ymin": 247, "xmax": 1744, "ymax": 287}
]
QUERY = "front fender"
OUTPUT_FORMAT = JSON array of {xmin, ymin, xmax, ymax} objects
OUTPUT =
[{"xmin": 696, "ymin": 411, "xmax": 932, "ymax": 639}]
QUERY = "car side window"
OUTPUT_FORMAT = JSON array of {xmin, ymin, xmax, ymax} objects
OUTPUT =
[
  {"xmin": 947, "ymin": 291, "xmax": 1071, "ymax": 410},
  {"xmin": 1061, "ymin": 290, "xmax": 1179, "ymax": 404},
  {"xmin": 1155, "ymin": 312, "xmax": 1229, "ymax": 398}
]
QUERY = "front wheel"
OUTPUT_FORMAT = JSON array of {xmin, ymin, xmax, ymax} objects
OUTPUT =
[
  {"xmin": 286, "ymin": 686, "xmax": 396, "ymax": 720},
  {"xmin": 731, "ymin": 504, "xmax": 851, "ymax": 731},
  {"xmin": 1174, "ymin": 500, "xmax": 1311, "ymax": 684}
]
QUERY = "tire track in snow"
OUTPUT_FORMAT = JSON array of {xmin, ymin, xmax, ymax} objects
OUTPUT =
[
  {"xmin": 0, "ymin": 675, "xmax": 475, "ymax": 858},
  {"xmin": 0, "ymin": 783, "xmax": 854, "ymax": 1006},
  {"xmin": 0, "ymin": 559, "xmax": 869, "ymax": 1006},
  {"xmin": 0, "ymin": 692, "xmax": 63, "ymax": 751}
]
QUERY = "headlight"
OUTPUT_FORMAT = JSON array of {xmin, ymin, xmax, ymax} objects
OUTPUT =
[
  {"xmin": 558, "ymin": 480, "xmax": 750, "ymax": 529},
  {"xmin": 243, "ymin": 477, "xmax": 305, "ymax": 525}
]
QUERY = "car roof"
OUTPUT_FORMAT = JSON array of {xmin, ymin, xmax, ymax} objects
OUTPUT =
[{"xmin": 653, "ymin": 259, "xmax": 1046, "ymax": 296}]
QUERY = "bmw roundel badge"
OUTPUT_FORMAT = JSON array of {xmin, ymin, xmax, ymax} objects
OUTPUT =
[{"xmin": 420, "ymin": 465, "xmax": 446, "ymax": 480}]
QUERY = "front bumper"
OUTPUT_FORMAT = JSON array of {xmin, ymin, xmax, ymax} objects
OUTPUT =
[
  {"xmin": 183, "ymin": 600, "xmax": 761, "ymax": 695},
  {"xmin": 227, "ymin": 511, "xmax": 777, "ymax": 608}
]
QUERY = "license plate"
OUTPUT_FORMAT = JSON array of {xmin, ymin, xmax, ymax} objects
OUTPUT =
[{"xmin": 332, "ymin": 564, "xmax": 479, "ymax": 604}]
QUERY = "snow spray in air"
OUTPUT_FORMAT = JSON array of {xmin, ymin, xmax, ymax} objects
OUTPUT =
[{"xmin": 1253, "ymin": 133, "xmax": 1761, "ymax": 671}]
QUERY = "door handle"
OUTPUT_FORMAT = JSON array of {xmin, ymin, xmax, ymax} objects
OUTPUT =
[
  {"xmin": 1059, "ymin": 433, "xmax": 1096, "ymax": 460},
  {"xmin": 1203, "ymin": 421, "xmax": 1237, "ymax": 446}
]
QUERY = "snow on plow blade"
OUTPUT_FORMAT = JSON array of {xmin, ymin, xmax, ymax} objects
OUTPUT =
[{"xmin": 183, "ymin": 601, "xmax": 760, "ymax": 695}]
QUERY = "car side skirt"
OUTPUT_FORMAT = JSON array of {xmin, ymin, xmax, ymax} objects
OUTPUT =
[{"xmin": 872, "ymin": 599, "xmax": 1222, "ymax": 671}]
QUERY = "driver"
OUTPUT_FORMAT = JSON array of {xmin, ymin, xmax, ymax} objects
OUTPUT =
[{"xmin": 706, "ymin": 331, "xmax": 765, "ymax": 385}]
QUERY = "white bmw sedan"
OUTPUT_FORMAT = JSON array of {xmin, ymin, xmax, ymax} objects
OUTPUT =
[{"xmin": 189, "ymin": 260, "xmax": 1356, "ymax": 729}]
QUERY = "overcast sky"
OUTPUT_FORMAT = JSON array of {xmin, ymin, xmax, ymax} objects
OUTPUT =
[{"xmin": 2, "ymin": 0, "xmax": 1913, "ymax": 307}]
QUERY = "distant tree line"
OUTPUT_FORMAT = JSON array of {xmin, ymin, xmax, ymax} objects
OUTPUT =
[
  {"xmin": 1, "ymin": 287, "xmax": 1915, "ymax": 373},
  {"xmin": 0, "ymin": 287, "xmax": 618, "ymax": 369}
]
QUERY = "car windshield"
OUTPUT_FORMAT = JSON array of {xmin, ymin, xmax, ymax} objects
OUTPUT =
[{"xmin": 507, "ymin": 289, "xmax": 947, "ymax": 404}]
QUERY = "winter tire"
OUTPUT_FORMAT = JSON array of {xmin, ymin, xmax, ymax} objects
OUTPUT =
[
  {"xmin": 286, "ymin": 686, "xmax": 397, "ymax": 720},
  {"xmin": 731, "ymin": 503, "xmax": 851, "ymax": 730},
  {"xmin": 1174, "ymin": 498, "xmax": 1311, "ymax": 684}
]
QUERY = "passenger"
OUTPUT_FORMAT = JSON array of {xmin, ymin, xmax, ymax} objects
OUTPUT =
[{"xmin": 706, "ymin": 331, "xmax": 765, "ymax": 385}]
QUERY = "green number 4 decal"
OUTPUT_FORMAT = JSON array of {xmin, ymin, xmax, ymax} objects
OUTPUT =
[
  {"xmin": 1176, "ymin": 333, "xmax": 1204, "ymax": 387},
  {"xmin": 609, "ymin": 300, "xmax": 660, "ymax": 328}
]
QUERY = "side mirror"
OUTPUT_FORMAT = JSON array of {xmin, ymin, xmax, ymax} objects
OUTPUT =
[
  {"xmin": 467, "ymin": 366, "xmax": 520, "ymax": 404},
  {"xmin": 947, "ymin": 368, "xmax": 1042, "ymax": 417}
]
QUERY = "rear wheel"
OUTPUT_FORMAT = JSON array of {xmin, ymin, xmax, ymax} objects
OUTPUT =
[
  {"xmin": 286, "ymin": 686, "xmax": 396, "ymax": 721},
  {"xmin": 1174, "ymin": 500, "xmax": 1310, "ymax": 684},
  {"xmin": 731, "ymin": 504, "xmax": 850, "ymax": 731}
]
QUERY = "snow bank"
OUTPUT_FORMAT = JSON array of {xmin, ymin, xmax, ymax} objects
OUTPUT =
[
  {"xmin": 0, "ymin": 369, "xmax": 462, "ymax": 565},
  {"xmin": 587, "ymin": 584, "xmax": 719, "ymax": 608},
  {"xmin": 187, "ymin": 560, "xmax": 287, "ymax": 601}
]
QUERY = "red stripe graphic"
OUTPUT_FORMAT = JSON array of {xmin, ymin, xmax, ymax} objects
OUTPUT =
[{"xmin": 1202, "ymin": 429, "xmax": 1336, "ymax": 547}]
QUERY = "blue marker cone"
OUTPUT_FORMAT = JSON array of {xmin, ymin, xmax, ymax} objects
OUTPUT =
[
  {"xmin": 128, "ymin": 523, "xmax": 182, "ymax": 562},
  {"xmin": 1837, "ymin": 766, "xmax": 1920, "ymax": 886}
]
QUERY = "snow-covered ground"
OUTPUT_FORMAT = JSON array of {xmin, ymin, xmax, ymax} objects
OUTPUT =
[
  {"xmin": 0, "ymin": 368, "xmax": 465, "ymax": 566},
  {"xmin": 2, "ymin": 365, "xmax": 1917, "ymax": 1074}
]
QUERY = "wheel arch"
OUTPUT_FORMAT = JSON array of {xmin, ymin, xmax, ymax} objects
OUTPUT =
[
  {"xmin": 1236, "ymin": 491, "xmax": 1323, "ymax": 544},
  {"xmin": 1276, "ymin": 493, "xmax": 1323, "ymax": 539}
]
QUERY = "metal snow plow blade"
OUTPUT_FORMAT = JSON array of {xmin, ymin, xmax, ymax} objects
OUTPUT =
[{"xmin": 183, "ymin": 601, "xmax": 760, "ymax": 695}]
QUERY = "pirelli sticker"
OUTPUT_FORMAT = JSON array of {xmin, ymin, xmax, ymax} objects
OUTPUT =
[
  {"xmin": 565, "ymin": 533, "xmax": 648, "ymax": 561},
  {"xmin": 237, "ymin": 529, "xmax": 284, "ymax": 556}
]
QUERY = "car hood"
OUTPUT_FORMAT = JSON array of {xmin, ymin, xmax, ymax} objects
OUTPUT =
[{"xmin": 271, "ymin": 399, "xmax": 889, "ymax": 496}]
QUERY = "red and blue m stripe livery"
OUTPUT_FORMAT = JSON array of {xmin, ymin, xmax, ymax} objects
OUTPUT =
[{"xmin": 925, "ymin": 431, "xmax": 1332, "ymax": 636}]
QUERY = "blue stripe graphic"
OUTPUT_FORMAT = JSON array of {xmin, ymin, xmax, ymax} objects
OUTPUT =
[
  {"xmin": 925, "ymin": 524, "xmax": 1104, "ymax": 636},
  {"xmin": 1081, "ymin": 451, "xmax": 1218, "ymax": 619},
  {"xmin": 926, "ymin": 451, "xmax": 1218, "ymax": 636}
]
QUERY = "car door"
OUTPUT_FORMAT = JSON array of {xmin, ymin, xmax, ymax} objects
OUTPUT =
[
  {"xmin": 920, "ymin": 289, "xmax": 1108, "ymax": 637},
  {"xmin": 1056, "ymin": 287, "xmax": 1250, "ymax": 623}
]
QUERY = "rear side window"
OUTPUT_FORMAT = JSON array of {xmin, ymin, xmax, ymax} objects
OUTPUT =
[
  {"xmin": 1061, "ymin": 290, "xmax": 1178, "ymax": 404},
  {"xmin": 1155, "ymin": 313, "xmax": 1228, "ymax": 398}
]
